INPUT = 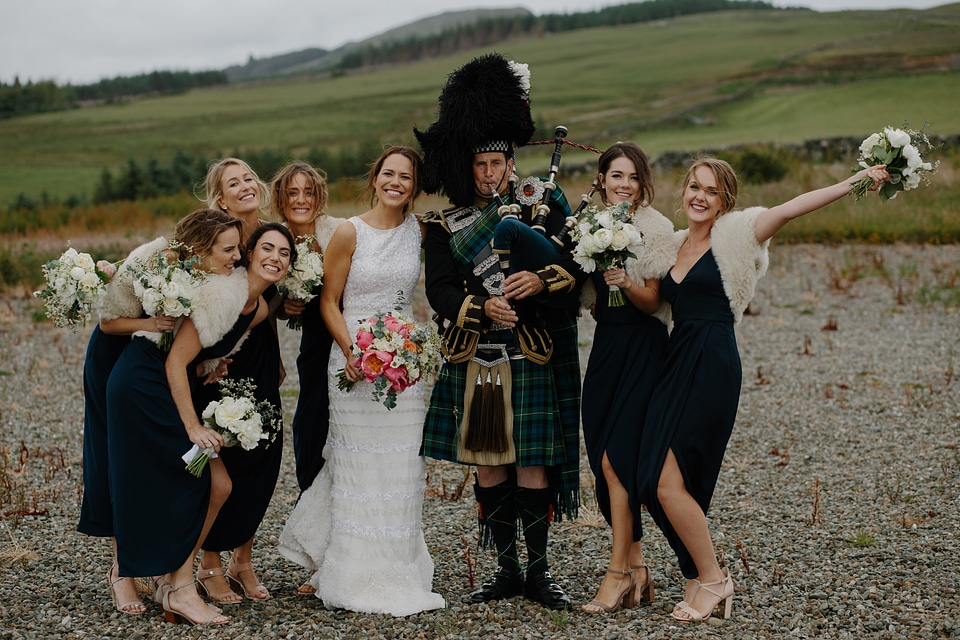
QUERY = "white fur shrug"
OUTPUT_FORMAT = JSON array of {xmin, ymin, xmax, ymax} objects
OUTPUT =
[
  {"xmin": 99, "ymin": 236, "xmax": 250, "ymax": 348},
  {"xmin": 580, "ymin": 205, "xmax": 681, "ymax": 326},
  {"xmin": 672, "ymin": 206, "xmax": 770, "ymax": 323},
  {"xmin": 286, "ymin": 214, "xmax": 345, "ymax": 252}
]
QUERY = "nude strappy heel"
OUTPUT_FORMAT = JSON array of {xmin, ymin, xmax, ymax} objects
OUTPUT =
[
  {"xmin": 580, "ymin": 568, "xmax": 636, "ymax": 613},
  {"xmin": 671, "ymin": 568, "xmax": 734, "ymax": 623}
]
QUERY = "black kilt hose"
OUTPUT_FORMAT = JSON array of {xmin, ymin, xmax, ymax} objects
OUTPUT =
[{"xmin": 422, "ymin": 186, "xmax": 586, "ymax": 521}]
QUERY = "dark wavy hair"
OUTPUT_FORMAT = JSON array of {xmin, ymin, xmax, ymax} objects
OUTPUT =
[{"xmin": 236, "ymin": 222, "xmax": 297, "ymax": 269}]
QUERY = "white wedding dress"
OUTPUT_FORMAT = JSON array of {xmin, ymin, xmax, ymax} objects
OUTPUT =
[{"xmin": 279, "ymin": 214, "xmax": 445, "ymax": 616}]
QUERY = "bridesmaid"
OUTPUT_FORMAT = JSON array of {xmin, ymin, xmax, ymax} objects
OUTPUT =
[
  {"xmin": 579, "ymin": 142, "xmax": 677, "ymax": 614},
  {"xmin": 270, "ymin": 161, "xmax": 344, "ymax": 493},
  {"xmin": 193, "ymin": 158, "xmax": 287, "ymax": 602},
  {"xmin": 203, "ymin": 157, "xmax": 271, "ymax": 242},
  {"xmin": 78, "ymin": 245, "xmax": 174, "ymax": 616},
  {"xmin": 636, "ymin": 158, "xmax": 889, "ymax": 624},
  {"xmin": 106, "ymin": 208, "xmax": 250, "ymax": 626},
  {"xmin": 191, "ymin": 223, "xmax": 297, "ymax": 604},
  {"xmin": 270, "ymin": 161, "xmax": 344, "ymax": 594}
]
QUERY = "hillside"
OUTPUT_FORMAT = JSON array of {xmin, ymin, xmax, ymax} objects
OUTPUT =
[
  {"xmin": 1, "ymin": 3, "xmax": 958, "ymax": 204},
  {"xmin": 223, "ymin": 8, "xmax": 533, "ymax": 80}
]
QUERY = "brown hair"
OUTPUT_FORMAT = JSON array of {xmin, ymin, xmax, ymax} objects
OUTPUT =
[
  {"xmin": 202, "ymin": 157, "xmax": 271, "ymax": 216},
  {"xmin": 173, "ymin": 208, "xmax": 243, "ymax": 261},
  {"xmin": 597, "ymin": 141, "xmax": 655, "ymax": 209},
  {"xmin": 680, "ymin": 156, "xmax": 739, "ymax": 216},
  {"xmin": 269, "ymin": 161, "xmax": 328, "ymax": 223},
  {"xmin": 362, "ymin": 146, "xmax": 424, "ymax": 214}
]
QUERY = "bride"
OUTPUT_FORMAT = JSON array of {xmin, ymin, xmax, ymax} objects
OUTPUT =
[{"xmin": 279, "ymin": 146, "xmax": 445, "ymax": 616}]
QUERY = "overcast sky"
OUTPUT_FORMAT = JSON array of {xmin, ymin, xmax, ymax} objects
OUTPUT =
[{"xmin": 1, "ymin": 0, "xmax": 945, "ymax": 85}]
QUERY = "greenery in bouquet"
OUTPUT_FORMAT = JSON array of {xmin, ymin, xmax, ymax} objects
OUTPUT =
[
  {"xmin": 336, "ymin": 305, "xmax": 442, "ymax": 410},
  {"xmin": 184, "ymin": 378, "xmax": 282, "ymax": 477},
  {"xmin": 277, "ymin": 235, "xmax": 323, "ymax": 331},
  {"xmin": 571, "ymin": 201, "xmax": 644, "ymax": 306},
  {"xmin": 34, "ymin": 246, "xmax": 112, "ymax": 330},
  {"xmin": 852, "ymin": 123, "xmax": 938, "ymax": 202},
  {"xmin": 127, "ymin": 244, "xmax": 204, "ymax": 350}
]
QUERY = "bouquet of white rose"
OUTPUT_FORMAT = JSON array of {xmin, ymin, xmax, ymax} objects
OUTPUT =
[
  {"xmin": 34, "ymin": 246, "xmax": 112, "ymax": 331},
  {"xmin": 277, "ymin": 235, "xmax": 323, "ymax": 330},
  {"xmin": 336, "ymin": 308, "xmax": 443, "ymax": 410},
  {"xmin": 852, "ymin": 124, "xmax": 938, "ymax": 202},
  {"xmin": 127, "ymin": 246, "xmax": 204, "ymax": 351},
  {"xmin": 182, "ymin": 378, "xmax": 282, "ymax": 477},
  {"xmin": 571, "ymin": 202, "xmax": 644, "ymax": 307}
]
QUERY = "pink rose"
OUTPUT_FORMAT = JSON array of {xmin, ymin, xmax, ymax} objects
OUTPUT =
[
  {"xmin": 383, "ymin": 364, "xmax": 409, "ymax": 391},
  {"xmin": 355, "ymin": 330, "xmax": 374, "ymax": 350},
  {"xmin": 360, "ymin": 350, "xmax": 392, "ymax": 381},
  {"xmin": 382, "ymin": 315, "xmax": 401, "ymax": 332}
]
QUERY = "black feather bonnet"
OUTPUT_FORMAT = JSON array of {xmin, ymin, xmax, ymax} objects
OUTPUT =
[{"xmin": 414, "ymin": 53, "xmax": 534, "ymax": 208}]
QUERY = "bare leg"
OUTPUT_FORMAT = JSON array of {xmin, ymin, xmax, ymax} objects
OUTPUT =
[
  {"xmin": 657, "ymin": 449, "xmax": 727, "ymax": 618},
  {"xmin": 109, "ymin": 537, "xmax": 146, "ymax": 614},
  {"xmin": 161, "ymin": 458, "xmax": 231, "ymax": 624},
  {"xmin": 227, "ymin": 537, "xmax": 269, "ymax": 599},
  {"xmin": 582, "ymin": 452, "xmax": 640, "ymax": 612},
  {"xmin": 196, "ymin": 460, "xmax": 243, "ymax": 602}
]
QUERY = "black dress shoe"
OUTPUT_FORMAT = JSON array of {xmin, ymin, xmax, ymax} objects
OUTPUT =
[
  {"xmin": 524, "ymin": 570, "xmax": 571, "ymax": 610},
  {"xmin": 469, "ymin": 567, "xmax": 524, "ymax": 604}
]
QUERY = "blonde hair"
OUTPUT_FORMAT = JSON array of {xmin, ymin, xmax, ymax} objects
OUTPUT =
[
  {"xmin": 680, "ymin": 156, "xmax": 739, "ymax": 216},
  {"xmin": 362, "ymin": 146, "xmax": 424, "ymax": 215},
  {"xmin": 269, "ymin": 161, "xmax": 328, "ymax": 223},
  {"xmin": 202, "ymin": 157, "xmax": 271, "ymax": 216}
]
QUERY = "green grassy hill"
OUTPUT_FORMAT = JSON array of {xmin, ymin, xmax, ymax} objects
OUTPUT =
[{"xmin": 1, "ymin": 4, "xmax": 958, "ymax": 204}]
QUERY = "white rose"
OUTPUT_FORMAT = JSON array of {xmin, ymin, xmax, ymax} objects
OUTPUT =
[
  {"xmin": 214, "ymin": 397, "xmax": 246, "ymax": 430},
  {"xmin": 577, "ymin": 234, "xmax": 598, "ymax": 255},
  {"xmin": 79, "ymin": 272, "xmax": 102, "ymax": 291},
  {"xmin": 903, "ymin": 172, "xmax": 921, "ymax": 190},
  {"xmin": 902, "ymin": 144, "xmax": 922, "ymax": 169},
  {"xmin": 884, "ymin": 128, "xmax": 911, "ymax": 149},
  {"xmin": 161, "ymin": 279, "xmax": 185, "ymax": 301},
  {"xmin": 595, "ymin": 212, "xmax": 614, "ymax": 230},
  {"xmin": 593, "ymin": 228, "xmax": 614, "ymax": 250},
  {"xmin": 70, "ymin": 266, "xmax": 86, "ymax": 281},
  {"xmin": 202, "ymin": 401, "xmax": 219, "ymax": 420},
  {"xmin": 163, "ymin": 298, "xmax": 186, "ymax": 317},
  {"xmin": 610, "ymin": 230, "xmax": 631, "ymax": 251},
  {"xmin": 859, "ymin": 133, "xmax": 881, "ymax": 157},
  {"xmin": 62, "ymin": 247, "xmax": 79, "ymax": 262},
  {"xmin": 74, "ymin": 253, "xmax": 96, "ymax": 271},
  {"xmin": 574, "ymin": 254, "xmax": 597, "ymax": 272}
]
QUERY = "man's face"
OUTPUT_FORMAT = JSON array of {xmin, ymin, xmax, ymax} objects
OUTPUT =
[{"xmin": 472, "ymin": 152, "xmax": 514, "ymax": 198}]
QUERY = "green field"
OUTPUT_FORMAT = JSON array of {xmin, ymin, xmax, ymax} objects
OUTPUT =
[{"xmin": 1, "ymin": 4, "xmax": 959, "ymax": 205}]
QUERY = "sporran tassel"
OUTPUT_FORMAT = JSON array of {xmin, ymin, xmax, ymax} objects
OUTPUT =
[{"xmin": 464, "ymin": 370, "xmax": 509, "ymax": 453}]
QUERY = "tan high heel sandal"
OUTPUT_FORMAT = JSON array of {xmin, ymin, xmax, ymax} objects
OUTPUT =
[
  {"xmin": 580, "ymin": 568, "xmax": 636, "ymax": 614},
  {"xmin": 162, "ymin": 581, "xmax": 230, "ymax": 626},
  {"xmin": 196, "ymin": 565, "xmax": 243, "ymax": 604},
  {"xmin": 671, "ymin": 568, "xmax": 734, "ymax": 623},
  {"xmin": 629, "ymin": 563, "xmax": 655, "ymax": 606},
  {"xmin": 108, "ymin": 565, "xmax": 146, "ymax": 615},
  {"xmin": 225, "ymin": 558, "xmax": 270, "ymax": 600}
]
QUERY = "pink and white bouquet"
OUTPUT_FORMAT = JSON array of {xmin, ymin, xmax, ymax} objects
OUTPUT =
[
  {"xmin": 127, "ymin": 245, "xmax": 204, "ymax": 351},
  {"xmin": 571, "ymin": 202, "xmax": 644, "ymax": 307},
  {"xmin": 183, "ymin": 378, "xmax": 282, "ymax": 477},
  {"xmin": 337, "ymin": 310, "xmax": 443, "ymax": 410},
  {"xmin": 34, "ymin": 246, "xmax": 112, "ymax": 331},
  {"xmin": 852, "ymin": 124, "xmax": 938, "ymax": 202},
  {"xmin": 277, "ymin": 235, "xmax": 323, "ymax": 331}
]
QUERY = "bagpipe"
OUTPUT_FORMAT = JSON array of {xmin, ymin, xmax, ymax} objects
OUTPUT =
[{"xmin": 491, "ymin": 125, "xmax": 601, "ymax": 277}]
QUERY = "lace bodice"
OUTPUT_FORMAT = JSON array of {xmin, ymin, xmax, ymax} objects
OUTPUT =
[{"xmin": 342, "ymin": 215, "xmax": 421, "ymax": 322}]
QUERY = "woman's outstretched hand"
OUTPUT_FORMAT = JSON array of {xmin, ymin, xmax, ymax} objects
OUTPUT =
[{"xmin": 851, "ymin": 164, "xmax": 890, "ymax": 192}]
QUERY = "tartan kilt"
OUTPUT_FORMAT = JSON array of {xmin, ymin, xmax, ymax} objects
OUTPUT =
[{"xmin": 423, "ymin": 312, "xmax": 582, "ymax": 520}]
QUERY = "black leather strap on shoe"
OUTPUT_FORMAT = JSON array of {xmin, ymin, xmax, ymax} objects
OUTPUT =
[
  {"xmin": 524, "ymin": 570, "xmax": 571, "ymax": 610},
  {"xmin": 469, "ymin": 567, "xmax": 524, "ymax": 604}
]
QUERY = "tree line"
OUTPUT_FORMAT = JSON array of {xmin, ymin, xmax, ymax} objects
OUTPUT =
[
  {"xmin": 338, "ymin": 0, "xmax": 780, "ymax": 70},
  {"xmin": 0, "ymin": 70, "xmax": 228, "ymax": 119}
]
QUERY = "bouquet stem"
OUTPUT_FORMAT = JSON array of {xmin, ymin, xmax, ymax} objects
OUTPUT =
[
  {"xmin": 608, "ymin": 285, "xmax": 625, "ymax": 307},
  {"xmin": 184, "ymin": 447, "xmax": 212, "ymax": 477},
  {"xmin": 286, "ymin": 315, "xmax": 303, "ymax": 331},
  {"xmin": 158, "ymin": 329, "xmax": 174, "ymax": 352}
]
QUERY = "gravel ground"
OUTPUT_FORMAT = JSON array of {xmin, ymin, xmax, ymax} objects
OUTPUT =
[{"xmin": 1, "ymin": 244, "xmax": 958, "ymax": 639}]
